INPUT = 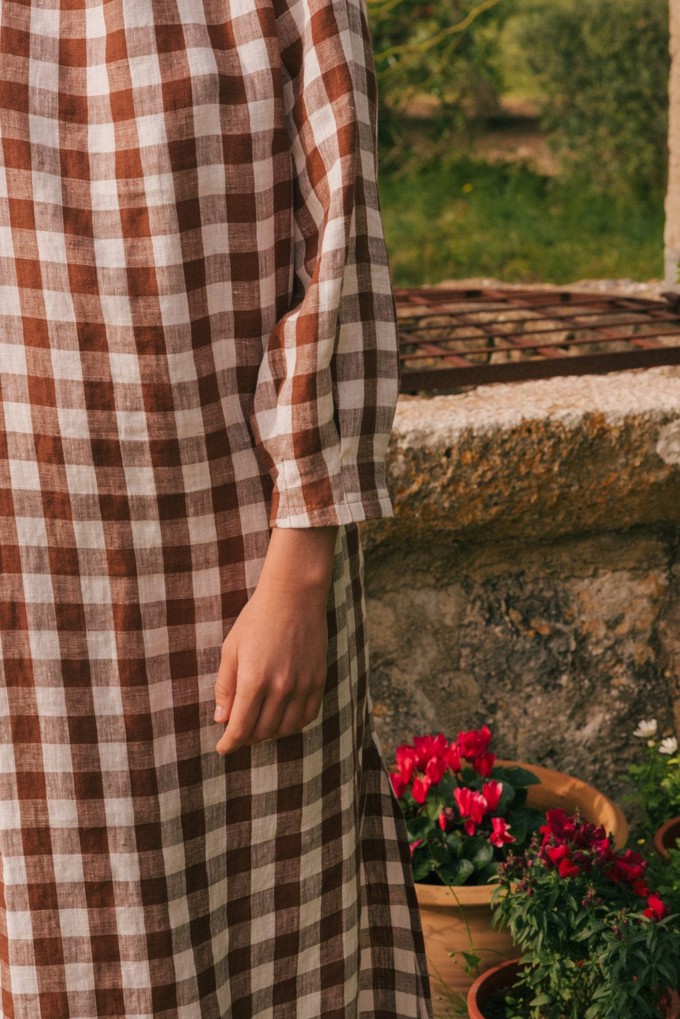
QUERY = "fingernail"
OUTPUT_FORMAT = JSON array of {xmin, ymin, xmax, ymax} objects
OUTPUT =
[{"xmin": 214, "ymin": 704, "xmax": 227, "ymax": 722}]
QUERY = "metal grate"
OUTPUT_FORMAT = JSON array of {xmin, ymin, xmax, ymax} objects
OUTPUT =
[{"xmin": 395, "ymin": 286, "xmax": 680, "ymax": 394}]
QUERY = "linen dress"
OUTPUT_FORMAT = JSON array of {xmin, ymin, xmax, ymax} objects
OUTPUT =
[{"xmin": 0, "ymin": 0, "xmax": 434, "ymax": 1016}]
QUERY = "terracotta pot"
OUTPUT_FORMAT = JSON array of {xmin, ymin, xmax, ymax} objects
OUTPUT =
[
  {"xmin": 466, "ymin": 957, "xmax": 680, "ymax": 1019},
  {"xmin": 654, "ymin": 816, "xmax": 680, "ymax": 860},
  {"xmin": 414, "ymin": 759, "xmax": 628, "ymax": 1018}
]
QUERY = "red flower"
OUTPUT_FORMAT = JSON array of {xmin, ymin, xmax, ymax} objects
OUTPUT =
[
  {"xmin": 412, "ymin": 733, "xmax": 448, "ymax": 768},
  {"xmin": 643, "ymin": 893, "xmax": 668, "ymax": 921},
  {"xmin": 438, "ymin": 806, "xmax": 455, "ymax": 831},
  {"xmin": 482, "ymin": 780, "xmax": 503, "ymax": 811},
  {"xmin": 457, "ymin": 725, "xmax": 492, "ymax": 760},
  {"xmin": 445, "ymin": 741, "xmax": 462, "ymax": 773},
  {"xmin": 395, "ymin": 745, "xmax": 417, "ymax": 783},
  {"xmin": 546, "ymin": 843, "xmax": 570, "ymax": 868},
  {"xmin": 425, "ymin": 755, "xmax": 448, "ymax": 785},
  {"xmin": 409, "ymin": 838, "xmax": 424, "ymax": 856},
  {"xmin": 454, "ymin": 786, "xmax": 488, "ymax": 825},
  {"xmin": 489, "ymin": 817, "xmax": 515, "ymax": 847},
  {"xmin": 472, "ymin": 751, "xmax": 497, "ymax": 777},
  {"xmin": 411, "ymin": 775, "xmax": 432, "ymax": 805},
  {"xmin": 540, "ymin": 808, "xmax": 576, "ymax": 843},
  {"xmin": 558, "ymin": 857, "xmax": 581, "ymax": 879},
  {"xmin": 390, "ymin": 771, "xmax": 407, "ymax": 799}
]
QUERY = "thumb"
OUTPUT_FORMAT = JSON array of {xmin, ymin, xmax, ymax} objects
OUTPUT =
[{"xmin": 214, "ymin": 637, "xmax": 238, "ymax": 723}]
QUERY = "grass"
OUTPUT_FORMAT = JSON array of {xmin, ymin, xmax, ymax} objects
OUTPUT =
[{"xmin": 377, "ymin": 152, "xmax": 664, "ymax": 287}]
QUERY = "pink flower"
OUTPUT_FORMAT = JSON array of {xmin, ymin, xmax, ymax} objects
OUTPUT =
[
  {"xmin": 482, "ymin": 780, "xmax": 503, "ymax": 812},
  {"xmin": 489, "ymin": 817, "xmax": 515, "ymax": 847},
  {"xmin": 389, "ymin": 772, "xmax": 407, "ymax": 799},
  {"xmin": 457, "ymin": 725, "xmax": 492, "ymax": 760},
  {"xmin": 411, "ymin": 775, "xmax": 432, "ymax": 805},
  {"xmin": 409, "ymin": 838, "xmax": 424, "ymax": 856},
  {"xmin": 643, "ymin": 893, "xmax": 668, "ymax": 921}
]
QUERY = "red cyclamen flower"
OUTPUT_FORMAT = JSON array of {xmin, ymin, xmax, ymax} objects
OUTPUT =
[
  {"xmin": 425, "ymin": 755, "xmax": 449, "ymax": 785},
  {"xmin": 411, "ymin": 775, "xmax": 432, "ymax": 805},
  {"xmin": 482, "ymin": 780, "xmax": 503, "ymax": 811},
  {"xmin": 457, "ymin": 725, "xmax": 492, "ymax": 761},
  {"xmin": 445, "ymin": 741, "xmax": 462, "ymax": 773},
  {"xmin": 471, "ymin": 751, "xmax": 497, "ymax": 777},
  {"xmin": 395, "ymin": 745, "xmax": 417, "ymax": 783},
  {"xmin": 389, "ymin": 772, "xmax": 407, "ymax": 799},
  {"xmin": 489, "ymin": 817, "xmax": 515, "ymax": 847},
  {"xmin": 412, "ymin": 733, "xmax": 448, "ymax": 768}
]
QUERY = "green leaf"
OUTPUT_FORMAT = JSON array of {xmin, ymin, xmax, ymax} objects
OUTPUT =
[
  {"xmin": 493, "ymin": 765, "xmax": 541, "ymax": 788},
  {"xmin": 471, "ymin": 841, "xmax": 495, "ymax": 870},
  {"xmin": 461, "ymin": 950, "xmax": 481, "ymax": 974},
  {"xmin": 453, "ymin": 858, "xmax": 475, "ymax": 885}
]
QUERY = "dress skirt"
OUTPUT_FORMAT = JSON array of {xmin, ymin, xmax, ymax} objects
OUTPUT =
[{"xmin": 0, "ymin": 0, "xmax": 434, "ymax": 1014}]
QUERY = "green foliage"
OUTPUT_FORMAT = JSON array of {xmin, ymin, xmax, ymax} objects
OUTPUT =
[
  {"xmin": 516, "ymin": 0, "xmax": 669, "ymax": 203},
  {"xmin": 491, "ymin": 821, "xmax": 680, "ymax": 1019},
  {"xmin": 367, "ymin": 0, "xmax": 511, "ymax": 169},
  {"xmin": 378, "ymin": 153, "xmax": 664, "ymax": 285},
  {"xmin": 646, "ymin": 840, "xmax": 680, "ymax": 918},
  {"xmin": 622, "ymin": 721, "xmax": 680, "ymax": 837},
  {"xmin": 405, "ymin": 762, "xmax": 543, "ymax": 886}
]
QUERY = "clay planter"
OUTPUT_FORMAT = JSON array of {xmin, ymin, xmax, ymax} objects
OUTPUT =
[
  {"xmin": 466, "ymin": 957, "xmax": 680, "ymax": 1019},
  {"xmin": 414, "ymin": 759, "xmax": 628, "ymax": 1018},
  {"xmin": 654, "ymin": 816, "xmax": 680, "ymax": 860}
]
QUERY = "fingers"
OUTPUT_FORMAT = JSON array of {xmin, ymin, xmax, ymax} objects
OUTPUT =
[
  {"xmin": 215, "ymin": 684, "xmax": 325, "ymax": 756},
  {"xmin": 275, "ymin": 693, "xmax": 321, "ymax": 736},
  {"xmin": 214, "ymin": 637, "xmax": 238, "ymax": 725},
  {"xmin": 215, "ymin": 680, "xmax": 266, "ymax": 756},
  {"xmin": 245, "ymin": 693, "xmax": 292, "ymax": 744}
]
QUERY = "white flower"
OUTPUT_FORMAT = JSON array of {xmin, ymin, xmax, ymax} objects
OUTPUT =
[
  {"xmin": 659, "ymin": 737, "xmax": 678, "ymax": 755},
  {"xmin": 633, "ymin": 718, "xmax": 658, "ymax": 739}
]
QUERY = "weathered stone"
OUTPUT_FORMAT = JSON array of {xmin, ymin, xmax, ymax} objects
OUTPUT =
[{"xmin": 363, "ymin": 364, "xmax": 680, "ymax": 801}]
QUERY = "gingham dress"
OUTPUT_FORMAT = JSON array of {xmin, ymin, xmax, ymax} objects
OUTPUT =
[{"xmin": 0, "ymin": 0, "xmax": 433, "ymax": 1016}]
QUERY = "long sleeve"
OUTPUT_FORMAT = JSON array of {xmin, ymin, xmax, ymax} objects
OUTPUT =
[{"xmin": 250, "ymin": 0, "xmax": 400, "ymax": 528}]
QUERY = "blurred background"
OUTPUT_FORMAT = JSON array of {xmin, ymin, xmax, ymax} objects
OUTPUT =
[{"xmin": 369, "ymin": 0, "xmax": 668, "ymax": 285}]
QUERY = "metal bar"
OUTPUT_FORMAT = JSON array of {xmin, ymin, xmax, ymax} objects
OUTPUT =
[
  {"xmin": 399, "ymin": 345, "xmax": 680, "ymax": 392},
  {"xmin": 398, "ymin": 328, "xmax": 680, "ymax": 361},
  {"xmin": 397, "ymin": 312, "xmax": 680, "ymax": 341}
]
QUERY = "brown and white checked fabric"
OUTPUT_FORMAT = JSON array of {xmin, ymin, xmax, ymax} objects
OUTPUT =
[{"xmin": 0, "ymin": 0, "xmax": 433, "ymax": 1016}]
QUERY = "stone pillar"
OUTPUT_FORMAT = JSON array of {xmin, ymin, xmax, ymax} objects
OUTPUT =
[{"xmin": 665, "ymin": 0, "xmax": 680, "ymax": 287}]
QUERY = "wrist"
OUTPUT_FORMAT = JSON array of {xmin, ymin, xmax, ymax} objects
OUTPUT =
[{"xmin": 259, "ymin": 526, "xmax": 339, "ymax": 599}]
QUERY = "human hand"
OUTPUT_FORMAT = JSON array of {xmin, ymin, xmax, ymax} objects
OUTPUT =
[{"xmin": 214, "ymin": 526, "xmax": 338, "ymax": 755}]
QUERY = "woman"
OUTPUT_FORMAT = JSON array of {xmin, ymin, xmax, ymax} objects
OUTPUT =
[{"xmin": 0, "ymin": 0, "xmax": 433, "ymax": 1016}]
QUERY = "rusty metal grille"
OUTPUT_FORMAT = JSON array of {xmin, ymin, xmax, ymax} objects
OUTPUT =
[{"xmin": 395, "ymin": 286, "xmax": 680, "ymax": 393}]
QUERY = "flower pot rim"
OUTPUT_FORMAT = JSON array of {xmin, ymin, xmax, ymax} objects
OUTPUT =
[
  {"xmin": 654, "ymin": 815, "xmax": 680, "ymax": 860},
  {"xmin": 413, "ymin": 758, "xmax": 628, "ymax": 906},
  {"xmin": 466, "ymin": 957, "xmax": 522, "ymax": 1019},
  {"xmin": 466, "ymin": 957, "xmax": 680, "ymax": 1019}
]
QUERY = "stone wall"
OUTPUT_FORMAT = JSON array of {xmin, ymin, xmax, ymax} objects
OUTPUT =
[{"xmin": 362, "ymin": 364, "xmax": 680, "ymax": 801}]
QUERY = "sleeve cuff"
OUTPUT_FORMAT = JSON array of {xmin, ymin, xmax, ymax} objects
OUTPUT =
[{"xmin": 269, "ymin": 461, "xmax": 394, "ymax": 528}]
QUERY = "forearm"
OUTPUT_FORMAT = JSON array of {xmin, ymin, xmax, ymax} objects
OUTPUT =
[{"xmin": 258, "ymin": 526, "xmax": 339, "ymax": 601}]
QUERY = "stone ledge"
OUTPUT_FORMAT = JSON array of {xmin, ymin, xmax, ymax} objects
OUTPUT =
[{"xmin": 365, "ymin": 365, "xmax": 680, "ymax": 549}]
